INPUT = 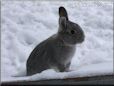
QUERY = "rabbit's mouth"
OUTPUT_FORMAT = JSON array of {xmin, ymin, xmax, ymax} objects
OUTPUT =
[
  {"xmin": 77, "ymin": 38, "xmax": 84, "ymax": 44},
  {"xmin": 76, "ymin": 34, "xmax": 85, "ymax": 44},
  {"xmin": 63, "ymin": 39, "xmax": 77, "ymax": 45}
]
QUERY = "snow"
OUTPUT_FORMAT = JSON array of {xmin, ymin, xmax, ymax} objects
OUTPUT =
[
  {"xmin": 1, "ymin": 62, "xmax": 113, "ymax": 82},
  {"xmin": 1, "ymin": 1, "xmax": 113, "ymax": 82}
]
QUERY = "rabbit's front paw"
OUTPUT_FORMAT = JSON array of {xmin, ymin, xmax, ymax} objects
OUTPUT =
[
  {"xmin": 64, "ymin": 63, "xmax": 71, "ymax": 72},
  {"xmin": 58, "ymin": 62, "xmax": 71, "ymax": 72},
  {"xmin": 59, "ymin": 66, "xmax": 71, "ymax": 72}
]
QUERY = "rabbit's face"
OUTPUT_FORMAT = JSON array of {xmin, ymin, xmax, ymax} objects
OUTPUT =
[
  {"xmin": 59, "ymin": 19, "xmax": 85, "ymax": 45},
  {"xmin": 58, "ymin": 6, "xmax": 85, "ymax": 45}
]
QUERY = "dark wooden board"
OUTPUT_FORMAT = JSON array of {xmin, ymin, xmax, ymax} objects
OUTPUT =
[{"xmin": 1, "ymin": 75, "xmax": 114, "ymax": 85}]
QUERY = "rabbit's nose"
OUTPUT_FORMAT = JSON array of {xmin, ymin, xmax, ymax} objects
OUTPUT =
[
  {"xmin": 82, "ymin": 35, "xmax": 85, "ymax": 42},
  {"xmin": 81, "ymin": 32, "xmax": 85, "ymax": 42},
  {"xmin": 78, "ymin": 32, "xmax": 85, "ymax": 43}
]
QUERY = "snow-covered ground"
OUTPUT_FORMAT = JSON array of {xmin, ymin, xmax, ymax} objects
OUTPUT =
[{"xmin": 1, "ymin": 1, "xmax": 113, "ymax": 82}]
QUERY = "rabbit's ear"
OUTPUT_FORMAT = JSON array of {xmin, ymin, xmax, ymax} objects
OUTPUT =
[
  {"xmin": 59, "ymin": 6, "xmax": 68, "ymax": 20},
  {"xmin": 59, "ymin": 17, "xmax": 67, "ymax": 30}
]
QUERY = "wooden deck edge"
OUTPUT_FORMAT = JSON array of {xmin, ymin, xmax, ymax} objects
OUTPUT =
[{"xmin": 1, "ymin": 74, "xmax": 114, "ymax": 85}]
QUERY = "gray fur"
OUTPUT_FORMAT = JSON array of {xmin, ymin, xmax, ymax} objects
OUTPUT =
[{"xmin": 26, "ymin": 6, "xmax": 85, "ymax": 76}]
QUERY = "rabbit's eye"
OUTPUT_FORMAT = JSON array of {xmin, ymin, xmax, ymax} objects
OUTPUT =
[{"xmin": 70, "ymin": 30, "xmax": 75, "ymax": 34}]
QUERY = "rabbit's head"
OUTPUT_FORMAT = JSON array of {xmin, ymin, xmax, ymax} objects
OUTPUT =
[{"xmin": 58, "ymin": 7, "xmax": 85, "ymax": 45}]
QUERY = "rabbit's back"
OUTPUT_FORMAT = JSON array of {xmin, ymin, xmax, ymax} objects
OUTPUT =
[{"xmin": 26, "ymin": 34, "xmax": 60, "ymax": 75}]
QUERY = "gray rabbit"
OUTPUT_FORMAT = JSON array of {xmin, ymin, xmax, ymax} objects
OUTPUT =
[{"xmin": 26, "ymin": 6, "xmax": 85, "ymax": 76}]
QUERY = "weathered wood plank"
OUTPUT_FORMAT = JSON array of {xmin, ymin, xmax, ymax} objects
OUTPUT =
[{"xmin": 1, "ymin": 75, "xmax": 114, "ymax": 85}]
